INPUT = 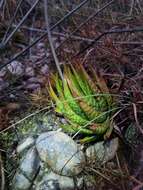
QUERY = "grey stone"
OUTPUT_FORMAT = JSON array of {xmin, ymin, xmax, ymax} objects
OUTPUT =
[
  {"xmin": 12, "ymin": 172, "xmax": 31, "ymax": 190},
  {"xmin": 36, "ymin": 131, "xmax": 85, "ymax": 176},
  {"xmin": 104, "ymin": 138, "xmax": 119, "ymax": 162},
  {"xmin": 86, "ymin": 138, "xmax": 119, "ymax": 165},
  {"xmin": 35, "ymin": 171, "xmax": 75, "ymax": 190},
  {"xmin": 16, "ymin": 136, "xmax": 35, "ymax": 154},
  {"xmin": 86, "ymin": 141, "xmax": 105, "ymax": 164},
  {"xmin": 20, "ymin": 147, "xmax": 40, "ymax": 179}
]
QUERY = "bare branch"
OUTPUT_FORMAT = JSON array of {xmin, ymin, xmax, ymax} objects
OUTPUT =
[
  {"xmin": 44, "ymin": 0, "xmax": 63, "ymax": 80},
  {"xmin": 56, "ymin": 0, "xmax": 115, "ymax": 50},
  {"xmin": 0, "ymin": 0, "xmax": 4, "ymax": 9},
  {"xmin": 2, "ymin": 0, "xmax": 23, "ymax": 43},
  {"xmin": 14, "ymin": 25, "xmax": 143, "ymax": 46},
  {"xmin": 74, "ymin": 27, "xmax": 143, "ymax": 58},
  {"xmin": 0, "ymin": 0, "xmax": 90, "ymax": 70},
  {"xmin": 1, "ymin": 0, "xmax": 40, "ymax": 47}
]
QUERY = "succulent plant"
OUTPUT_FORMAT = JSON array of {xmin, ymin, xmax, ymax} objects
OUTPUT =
[{"xmin": 48, "ymin": 64, "xmax": 115, "ymax": 142}]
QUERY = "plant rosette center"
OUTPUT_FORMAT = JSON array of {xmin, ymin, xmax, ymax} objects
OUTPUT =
[{"xmin": 48, "ymin": 64, "xmax": 116, "ymax": 143}]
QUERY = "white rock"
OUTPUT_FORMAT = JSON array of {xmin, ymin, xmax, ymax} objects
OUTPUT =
[
  {"xmin": 20, "ymin": 147, "xmax": 40, "ymax": 179},
  {"xmin": 16, "ymin": 137, "xmax": 35, "ymax": 154},
  {"xmin": 36, "ymin": 131, "xmax": 85, "ymax": 176},
  {"xmin": 86, "ymin": 138, "xmax": 119, "ymax": 165},
  {"xmin": 35, "ymin": 171, "xmax": 75, "ymax": 190},
  {"xmin": 12, "ymin": 172, "xmax": 31, "ymax": 190}
]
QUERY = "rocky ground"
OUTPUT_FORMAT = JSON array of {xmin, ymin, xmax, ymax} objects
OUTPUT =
[
  {"xmin": 3, "ymin": 113, "xmax": 120, "ymax": 190},
  {"xmin": 0, "ymin": 1, "xmax": 143, "ymax": 190}
]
